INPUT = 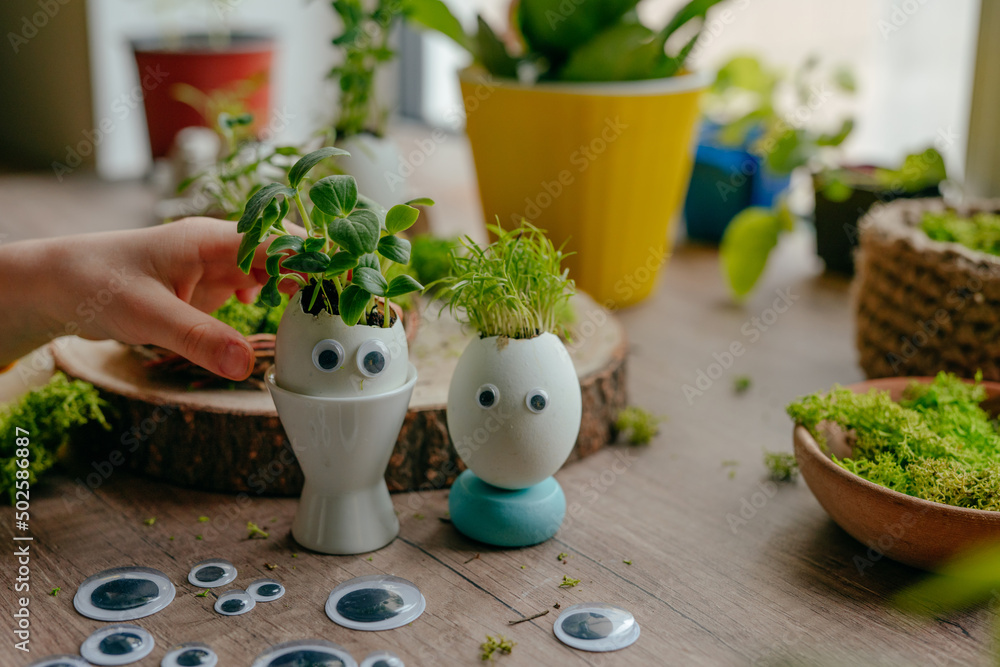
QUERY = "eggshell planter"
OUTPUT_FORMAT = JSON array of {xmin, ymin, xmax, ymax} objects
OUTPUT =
[
  {"xmin": 446, "ymin": 332, "xmax": 582, "ymax": 547},
  {"xmin": 447, "ymin": 333, "xmax": 582, "ymax": 490},
  {"xmin": 266, "ymin": 291, "xmax": 416, "ymax": 554}
]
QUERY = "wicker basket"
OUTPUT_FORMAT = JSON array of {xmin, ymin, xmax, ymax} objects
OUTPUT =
[{"xmin": 855, "ymin": 198, "xmax": 1000, "ymax": 381}]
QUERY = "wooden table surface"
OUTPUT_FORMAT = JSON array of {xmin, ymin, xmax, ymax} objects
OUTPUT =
[{"xmin": 1, "ymin": 157, "xmax": 998, "ymax": 666}]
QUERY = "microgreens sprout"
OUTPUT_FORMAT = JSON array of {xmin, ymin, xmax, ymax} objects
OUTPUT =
[{"xmin": 440, "ymin": 221, "xmax": 574, "ymax": 340}]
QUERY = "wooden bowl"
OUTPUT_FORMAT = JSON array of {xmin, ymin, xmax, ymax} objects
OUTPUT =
[{"xmin": 792, "ymin": 376, "xmax": 1000, "ymax": 571}]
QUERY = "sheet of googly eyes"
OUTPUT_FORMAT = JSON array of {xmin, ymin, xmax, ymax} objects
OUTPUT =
[
  {"xmin": 73, "ymin": 566, "xmax": 175, "ymax": 622},
  {"xmin": 360, "ymin": 650, "xmax": 405, "ymax": 667},
  {"xmin": 187, "ymin": 559, "xmax": 238, "ymax": 588},
  {"xmin": 553, "ymin": 603, "xmax": 640, "ymax": 652},
  {"xmin": 247, "ymin": 578, "xmax": 285, "ymax": 602},
  {"xmin": 27, "ymin": 656, "xmax": 92, "ymax": 667},
  {"xmin": 214, "ymin": 589, "xmax": 255, "ymax": 616},
  {"xmin": 161, "ymin": 642, "xmax": 218, "ymax": 667},
  {"xmin": 325, "ymin": 575, "xmax": 426, "ymax": 631},
  {"xmin": 250, "ymin": 639, "xmax": 357, "ymax": 667},
  {"xmin": 80, "ymin": 624, "xmax": 155, "ymax": 666}
]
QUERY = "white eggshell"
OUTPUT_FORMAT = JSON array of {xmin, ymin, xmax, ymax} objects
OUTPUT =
[
  {"xmin": 274, "ymin": 291, "xmax": 408, "ymax": 398},
  {"xmin": 447, "ymin": 333, "xmax": 582, "ymax": 490}
]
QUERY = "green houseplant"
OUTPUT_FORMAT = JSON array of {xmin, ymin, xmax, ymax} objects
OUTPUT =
[
  {"xmin": 242, "ymin": 146, "xmax": 432, "ymax": 554},
  {"xmin": 405, "ymin": 0, "xmax": 724, "ymax": 307},
  {"xmin": 720, "ymin": 147, "xmax": 947, "ymax": 300},
  {"xmin": 326, "ymin": 0, "xmax": 416, "ymax": 208},
  {"xmin": 684, "ymin": 54, "xmax": 856, "ymax": 243}
]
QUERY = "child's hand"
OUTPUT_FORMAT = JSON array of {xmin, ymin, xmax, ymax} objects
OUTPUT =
[{"xmin": 1, "ymin": 218, "xmax": 293, "ymax": 380}]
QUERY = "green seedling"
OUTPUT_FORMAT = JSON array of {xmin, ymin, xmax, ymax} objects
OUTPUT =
[
  {"xmin": 439, "ymin": 221, "xmax": 574, "ymax": 340},
  {"xmin": 235, "ymin": 148, "xmax": 431, "ymax": 327}
]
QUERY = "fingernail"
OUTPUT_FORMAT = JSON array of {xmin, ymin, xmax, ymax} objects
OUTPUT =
[{"xmin": 220, "ymin": 342, "xmax": 252, "ymax": 379}]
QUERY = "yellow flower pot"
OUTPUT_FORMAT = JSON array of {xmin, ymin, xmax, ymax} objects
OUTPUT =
[{"xmin": 460, "ymin": 68, "xmax": 706, "ymax": 308}]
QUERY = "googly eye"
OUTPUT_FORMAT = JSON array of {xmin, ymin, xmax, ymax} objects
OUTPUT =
[
  {"xmin": 27, "ymin": 655, "xmax": 91, "ymax": 667},
  {"xmin": 553, "ymin": 603, "xmax": 640, "ymax": 652},
  {"xmin": 325, "ymin": 575, "xmax": 426, "ymax": 631},
  {"xmin": 356, "ymin": 340, "xmax": 390, "ymax": 378},
  {"xmin": 476, "ymin": 383, "xmax": 499, "ymax": 409},
  {"xmin": 80, "ymin": 624, "xmax": 155, "ymax": 666},
  {"xmin": 360, "ymin": 651, "xmax": 405, "ymax": 667},
  {"xmin": 162, "ymin": 642, "xmax": 218, "ymax": 667},
  {"xmin": 187, "ymin": 559, "xmax": 237, "ymax": 588},
  {"xmin": 247, "ymin": 578, "xmax": 285, "ymax": 602},
  {"xmin": 73, "ymin": 566, "xmax": 175, "ymax": 622},
  {"xmin": 312, "ymin": 339, "xmax": 346, "ymax": 373},
  {"xmin": 525, "ymin": 388, "xmax": 549, "ymax": 413},
  {"xmin": 251, "ymin": 640, "xmax": 357, "ymax": 667},
  {"xmin": 214, "ymin": 589, "xmax": 255, "ymax": 616}
]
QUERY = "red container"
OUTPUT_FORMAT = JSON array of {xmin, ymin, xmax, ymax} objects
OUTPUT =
[{"xmin": 132, "ymin": 33, "xmax": 274, "ymax": 158}]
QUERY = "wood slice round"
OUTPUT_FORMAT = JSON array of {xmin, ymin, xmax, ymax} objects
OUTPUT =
[{"xmin": 52, "ymin": 293, "xmax": 628, "ymax": 496}]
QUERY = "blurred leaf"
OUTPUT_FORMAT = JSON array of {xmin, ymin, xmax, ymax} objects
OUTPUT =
[
  {"xmin": 405, "ymin": 0, "xmax": 470, "ymax": 51},
  {"xmin": 475, "ymin": 15, "xmax": 518, "ymax": 79},
  {"xmin": 519, "ymin": 0, "xmax": 640, "ymax": 61},
  {"xmin": 896, "ymin": 542, "xmax": 1000, "ymax": 615},
  {"xmin": 720, "ymin": 207, "xmax": 783, "ymax": 299}
]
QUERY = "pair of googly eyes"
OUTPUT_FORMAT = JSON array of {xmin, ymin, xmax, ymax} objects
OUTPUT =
[
  {"xmin": 312, "ymin": 339, "xmax": 390, "ymax": 377},
  {"xmin": 477, "ymin": 384, "xmax": 549, "ymax": 413},
  {"xmin": 213, "ymin": 580, "xmax": 285, "ymax": 616}
]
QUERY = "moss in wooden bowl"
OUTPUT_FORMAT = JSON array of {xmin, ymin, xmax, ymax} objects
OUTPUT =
[{"xmin": 787, "ymin": 372, "xmax": 1000, "ymax": 511}]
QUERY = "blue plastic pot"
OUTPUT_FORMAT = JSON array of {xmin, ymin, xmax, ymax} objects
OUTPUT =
[{"xmin": 683, "ymin": 121, "xmax": 790, "ymax": 244}]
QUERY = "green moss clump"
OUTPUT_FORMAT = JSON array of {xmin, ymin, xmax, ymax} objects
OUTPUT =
[
  {"xmin": 615, "ymin": 406, "xmax": 664, "ymax": 445},
  {"xmin": 1, "ymin": 372, "xmax": 110, "ymax": 504},
  {"xmin": 787, "ymin": 372, "xmax": 1000, "ymax": 511},
  {"xmin": 211, "ymin": 294, "xmax": 288, "ymax": 336},
  {"xmin": 921, "ymin": 210, "xmax": 1000, "ymax": 257},
  {"xmin": 763, "ymin": 451, "xmax": 798, "ymax": 482}
]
